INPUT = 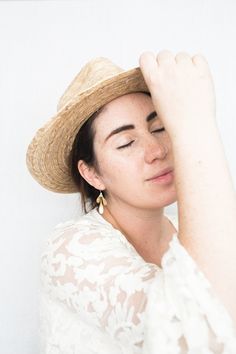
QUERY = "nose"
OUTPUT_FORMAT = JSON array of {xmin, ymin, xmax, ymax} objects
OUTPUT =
[{"xmin": 143, "ymin": 134, "xmax": 168, "ymax": 164}]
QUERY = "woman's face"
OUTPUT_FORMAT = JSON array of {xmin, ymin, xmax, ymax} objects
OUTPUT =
[{"xmin": 89, "ymin": 92, "xmax": 177, "ymax": 209}]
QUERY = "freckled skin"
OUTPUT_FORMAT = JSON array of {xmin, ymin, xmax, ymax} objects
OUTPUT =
[
  {"xmin": 92, "ymin": 92, "xmax": 177, "ymax": 210},
  {"xmin": 78, "ymin": 92, "xmax": 178, "ymax": 263}
]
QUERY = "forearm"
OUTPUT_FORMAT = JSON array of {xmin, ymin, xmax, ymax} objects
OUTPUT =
[{"xmin": 171, "ymin": 121, "xmax": 236, "ymax": 324}]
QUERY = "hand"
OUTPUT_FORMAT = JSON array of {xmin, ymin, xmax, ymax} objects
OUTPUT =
[{"xmin": 139, "ymin": 50, "xmax": 217, "ymax": 137}]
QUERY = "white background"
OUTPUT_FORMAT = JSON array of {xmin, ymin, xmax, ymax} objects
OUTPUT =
[{"xmin": 1, "ymin": 0, "xmax": 236, "ymax": 353}]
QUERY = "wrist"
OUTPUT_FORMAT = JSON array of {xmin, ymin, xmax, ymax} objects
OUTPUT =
[{"xmin": 169, "ymin": 119, "xmax": 219, "ymax": 146}]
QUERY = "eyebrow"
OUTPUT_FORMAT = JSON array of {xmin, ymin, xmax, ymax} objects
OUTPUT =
[{"xmin": 104, "ymin": 111, "xmax": 158, "ymax": 143}]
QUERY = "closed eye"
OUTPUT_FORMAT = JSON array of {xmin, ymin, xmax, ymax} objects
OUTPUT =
[
  {"xmin": 117, "ymin": 140, "xmax": 134, "ymax": 149},
  {"xmin": 151, "ymin": 127, "xmax": 165, "ymax": 134},
  {"xmin": 117, "ymin": 128, "xmax": 165, "ymax": 149}
]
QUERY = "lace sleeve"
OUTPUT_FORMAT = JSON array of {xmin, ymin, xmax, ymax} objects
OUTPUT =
[
  {"xmin": 143, "ymin": 234, "xmax": 236, "ymax": 354},
  {"xmin": 40, "ymin": 221, "xmax": 236, "ymax": 354},
  {"xmin": 40, "ymin": 221, "xmax": 158, "ymax": 352}
]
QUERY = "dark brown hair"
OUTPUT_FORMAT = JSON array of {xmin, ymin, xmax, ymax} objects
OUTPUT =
[{"xmin": 69, "ymin": 92, "xmax": 151, "ymax": 213}]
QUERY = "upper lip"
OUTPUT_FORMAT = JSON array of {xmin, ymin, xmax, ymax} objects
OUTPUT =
[{"xmin": 146, "ymin": 167, "xmax": 173, "ymax": 181}]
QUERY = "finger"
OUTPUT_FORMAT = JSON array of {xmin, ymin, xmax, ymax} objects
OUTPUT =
[
  {"xmin": 139, "ymin": 51, "xmax": 159, "ymax": 89},
  {"xmin": 156, "ymin": 50, "xmax": 175, "ymax": 66},
  {"xmin": 175, "ymin": 51, "xmax": 192, "ymax": 64},
  {"xmin": 192, "ymin": 53, "xmax": 210, "ymax": 74}
]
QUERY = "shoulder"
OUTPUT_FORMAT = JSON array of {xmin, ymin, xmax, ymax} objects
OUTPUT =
[
  {"xmin": 49, "ymin": 208, "xmax": 111, "ymax": 237},
  {"xmin": 42, "ymin": 208, "xmax": 121, "ymax": 257}
]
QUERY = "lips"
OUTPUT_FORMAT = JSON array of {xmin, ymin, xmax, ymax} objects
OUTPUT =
[{"xmin": 146, "ymin": 167, "xmax": 173, "ymax": 181}]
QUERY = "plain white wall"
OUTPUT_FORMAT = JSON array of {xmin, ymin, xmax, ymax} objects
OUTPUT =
[{"xmin": 1, "ymin": 0, "xmax": 236, "ymax": 353}]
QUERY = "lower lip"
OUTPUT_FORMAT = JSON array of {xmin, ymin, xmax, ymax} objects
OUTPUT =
[{"xmin": 148, "ymin": 171, "xmax": 174, "ymax": 184}]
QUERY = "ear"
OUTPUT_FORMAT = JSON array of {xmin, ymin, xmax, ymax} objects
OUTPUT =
[{"xmin": 77, "ymin": 160, "xmax": 105, "ymax": 190}]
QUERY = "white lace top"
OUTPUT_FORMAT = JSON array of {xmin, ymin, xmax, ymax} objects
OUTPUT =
[{"xmin": 39, "ymin": 207, "xmax": 236, "ymax": 354}]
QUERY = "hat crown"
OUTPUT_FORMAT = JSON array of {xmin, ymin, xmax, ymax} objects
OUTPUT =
[
  {"xmin": 26, "ymin": 56, "xmax": 148, "ymax": 194},
  {"xmin": 57, "ymin": 57, "xmax": 124, "ymax": 111}
]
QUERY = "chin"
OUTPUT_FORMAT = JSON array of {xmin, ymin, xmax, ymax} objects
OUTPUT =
[{"xmin": 151, "ymin": 190, "xmax": 177, "ymax": 208}]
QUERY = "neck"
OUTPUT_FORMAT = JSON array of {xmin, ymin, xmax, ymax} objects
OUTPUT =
[{"xmin": 100, "ymin": 200, "xmax": 166, "ymax": 253}]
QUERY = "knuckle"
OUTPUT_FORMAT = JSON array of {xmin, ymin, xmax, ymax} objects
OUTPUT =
[
  {"xmin": 193, "ymin": 53, "xmax": 206, "ymax": 60},
  {"xmin": 192, "ymin": 54, "xmax": 210, "ymax": 74},
  {"xmin": 175, "ymin": 51, "xmax": 191, "ymax": 60},
  {"xmin": 157, "ymin": 50, "xmax": 175, "ymax": 60},
  {"xmin": 158, "ymin": 49, "xmax": 174, "ymax": 56},
  {"xmin": 192, "ymin": 53, "xmax": 208, "ymax": 65}
]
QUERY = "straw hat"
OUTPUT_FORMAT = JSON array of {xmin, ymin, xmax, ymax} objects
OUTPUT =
[{"xmin": 26, "ymin": 57, "xmax": 149, "ymax": 193}]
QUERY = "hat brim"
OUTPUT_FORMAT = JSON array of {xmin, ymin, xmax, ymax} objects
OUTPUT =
[{"xmin": 26, "ymin": 66, "xmax": 149, "ymax": 193}]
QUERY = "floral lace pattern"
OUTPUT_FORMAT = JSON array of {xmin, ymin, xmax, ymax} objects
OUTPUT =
[{"xmin": 39, "ymin": 208, "xmax": 236, "ymax": 354}]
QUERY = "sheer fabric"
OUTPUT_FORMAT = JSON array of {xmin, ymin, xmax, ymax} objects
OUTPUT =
[{"xmin": 39, "ymin": 207, "xmax": 236, "ymax": 353}]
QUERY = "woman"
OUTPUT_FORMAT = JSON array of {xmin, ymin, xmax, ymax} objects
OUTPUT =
[{"xmin": 26, "ymin": 51, "xmax": 236, "ymax": 353}]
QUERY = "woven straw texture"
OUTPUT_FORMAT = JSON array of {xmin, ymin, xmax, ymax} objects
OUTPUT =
[{"xmin": 26, "ymin": 57, "xmax": 149, "ymax": 193}]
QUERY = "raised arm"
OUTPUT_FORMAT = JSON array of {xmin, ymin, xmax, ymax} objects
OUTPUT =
[{"xmin": 139, "ymin": 50, "xmax": 236, "ymax": 325}]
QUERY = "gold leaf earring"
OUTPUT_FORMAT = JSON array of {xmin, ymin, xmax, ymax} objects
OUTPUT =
[{"xmin": 96, "ymin": 190, "xmax": 107, "ymax": 214}]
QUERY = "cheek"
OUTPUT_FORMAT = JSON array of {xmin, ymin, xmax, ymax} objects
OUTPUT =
[{"xmin": 98, "ymin": 151, "xmax": 141, "ymax": 184}]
